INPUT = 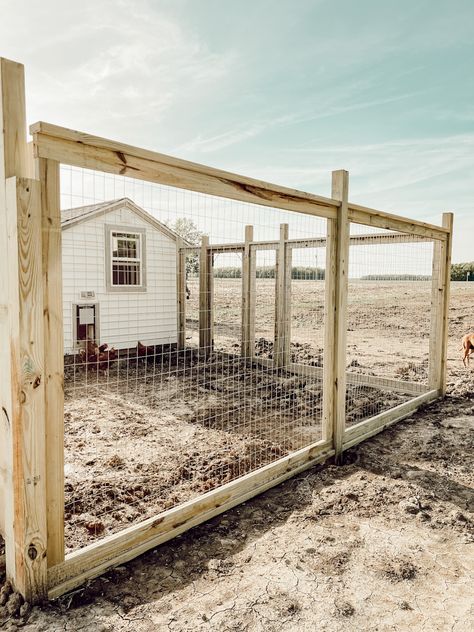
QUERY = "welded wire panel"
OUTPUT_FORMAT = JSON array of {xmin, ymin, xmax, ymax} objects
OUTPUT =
[
  {"xmin": 253, "ymin": 249, "xmax": 277, "ymax": 356},
  {"xmin": 60, "ymin": 165, "xmax": 327, "ymax": 552},
  {"xmin": 290, "ymin": 246, "xmax": 325, "ymax": 366},
  {"xmin": 345, "ymin": 225, "xmax": 435, "ymax": 427},
  {"xmin": 213, "ymin": 252, "xmax": 243, "ymax": 353}
]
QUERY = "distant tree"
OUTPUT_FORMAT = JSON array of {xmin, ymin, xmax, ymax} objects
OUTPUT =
[
  {"xmin": 172, "ymin": 218, "xmax": 203, "ymax": 277},
  {"xmin": 451, "ymin": 262, "xmax": 474, "ymax": 281}
]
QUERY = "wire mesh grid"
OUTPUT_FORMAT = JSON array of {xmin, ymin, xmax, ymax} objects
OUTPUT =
[
  {"xmin": 60, "ymin": 165, "xmax": 328, "ymax": 552},
  {"xmin": 344, "ymin": 224, "xmax": 435, "ymax": 428}
]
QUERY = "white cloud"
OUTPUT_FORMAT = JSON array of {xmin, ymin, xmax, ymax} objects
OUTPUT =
[{"xmin": 0, "ymin": 0, "xmax": 236, "ymax": 144}]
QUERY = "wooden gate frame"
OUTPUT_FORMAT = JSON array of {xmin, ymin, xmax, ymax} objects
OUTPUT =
[{"xmin": 0, "ymin": 58, "xmax": 453, "ymax": 602}]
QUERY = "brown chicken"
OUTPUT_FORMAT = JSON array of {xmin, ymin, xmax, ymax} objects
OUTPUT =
[{"xmin": 137, "ymin": 341, "xmax": 155, "ymax": 358}]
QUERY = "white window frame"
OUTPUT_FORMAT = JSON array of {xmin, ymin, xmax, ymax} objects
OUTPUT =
[{"xmin": 105, "ymin": 225, "xmax": 147, "ymax": 292}]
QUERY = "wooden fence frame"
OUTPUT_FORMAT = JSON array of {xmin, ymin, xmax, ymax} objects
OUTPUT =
[{"xmin": 0, "ymin": 57, "xmax": 453, "ymax": 603}]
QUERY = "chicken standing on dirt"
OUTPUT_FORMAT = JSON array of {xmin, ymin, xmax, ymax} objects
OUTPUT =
[
  {"xmin": 461, "ymin": 332, "xmax": 474, "ymax": 367},
  {"xmin": 79, "ymin": 341, "xmax": 117, "ymax": 374}
]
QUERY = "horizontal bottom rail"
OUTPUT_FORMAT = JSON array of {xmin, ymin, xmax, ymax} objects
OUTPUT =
[
  {"xmin": 48, "ymin": 439, "xmax": 335, "ymax": 599},
  {"xmin": 252, "ymin": 357, "xmax": 427, "ymax": 396},
  {"xmin": 343, "ymin": 389, "xmax": 440, "ymax": 450},
  {"xmin": 46, "ymin": 388, "xmax": 441, "ymax": 601}
]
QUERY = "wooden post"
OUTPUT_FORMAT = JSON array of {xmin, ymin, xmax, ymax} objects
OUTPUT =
[
  {"xmin": 274, "ymin": 224, "xmax": 291, "ymax": 368},
  {"xmin": 35, "ymin": 157, "xmax": 65, "ymax": 569},
  {"xmin": 322, "ymin": 217, "xmax": 337, "ymax": 444},
  {"xmin": 199, "ymin": 236, "xmax": 213, "ymax": 355},
  {"xmin": 241, "ymin": 225, "xmax": 254, "ymax": 357},
  {"xmin": 429, "ymin": 213, "xmax": 453, "ymax": 394},
  {"xmin": 176, "ymin": 237, "xmax": 186, "ymax": 350},
  {"xmin": 322, "ymin": 171, "xmax": 350, "ymax": 458},
  {"xmin": 0, "ymin": 58, "xmax": 49, "ymax": 602}
]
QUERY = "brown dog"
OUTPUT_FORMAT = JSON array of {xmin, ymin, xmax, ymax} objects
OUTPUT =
[{"xmin": 462, "ymin": 333, "xmax": 474, "ymax": 367}]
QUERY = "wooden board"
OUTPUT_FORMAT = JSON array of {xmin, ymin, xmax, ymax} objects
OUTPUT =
[
  {"xmin": 31, "ymin": 122, "xmax": 449, "ymax": 241},
  {"xmin": 31, "ymin": 123, "xmax": 339, "ymax": 220},
  {"xmin": 343, "ymin": 389, "xmax": 439, "ymax": 449},
  {"xmin": 176, "ymin": 237, "xmax": 186, "ymax": 350},
  {"xmin": 48, "ymin": 439, "xmax": 335, "ymax": 598},
  {"xmin": 439, "ymin": 213, "xmax": 453, "ymax": 395},
  {"xmin": 0, "ymin": 57, "xmax": 29, "ymax": 539},
  {"xmin": 241, "ymin": 226, "xmax": 254, "ymax": 357},
  {"xmin": 348, "ymin": 202, "xmax": 448, "ymax": 241},
  {"xmin": 332, "ymin": 171, "xmax": 350, "ymax": 458},
  {"xmin": 4, "ymin": 177, "xmax": 48, "ymax": 601},
  {"xmin": 35, "ymin": 158, "xmax": 65, "ymax": 568},
  {"xmin": 199, "ymin": 236, "xmax": 213, "ymax": 354},
  {"xmin": 274, "ymin": 224, "xmax": 290, "ymax": 368},
  {"xmin": 252, "ymin": 356, "xmax": 426, "ymax": 396}
]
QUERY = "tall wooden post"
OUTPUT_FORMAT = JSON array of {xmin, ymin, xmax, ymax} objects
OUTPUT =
[
  {"xmin": 34, "ymin": 157, "xmax": 65, "ymax": 569},
  {"xmin": 322, "ymin": 171, "xmax": 350, "ymax": 457},
  {"xmin": 429, "ymin": 213, "xmax": 453, "ymax": 395},
  {"xmin": 0, "ymin": 58, "xmax": 48, "ymax": 601},
  {"xmin": 274, "ymin": 223, "xmax": 291, "ymax": 368},
  {"xmin": 241, "ymin": 225, "xmax": 254, "ymax": 357},
  {"xmin": 176, "ymin": 237, "xmax": 186, "ymax": 350},
  {"xmin": 199, "ymin": 236, "xmax": 213, "ymax": 355}
]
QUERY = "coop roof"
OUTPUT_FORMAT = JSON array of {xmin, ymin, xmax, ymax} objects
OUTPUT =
[{"xmin": 61, "ymin": 197, "xmax": 184, "ymax": 242}]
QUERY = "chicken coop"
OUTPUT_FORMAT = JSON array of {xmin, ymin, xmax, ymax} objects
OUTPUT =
[{"xmin": 0, "ymin": 57, "xmax": 453, "ymax": 603}]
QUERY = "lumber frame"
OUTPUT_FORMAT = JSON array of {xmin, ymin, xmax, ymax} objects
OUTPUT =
[
  {"xmin": 30, "ymin": 122, "xmax": 450, "ymax": 241},
  {"xmin": 252, "ymin": 356, "xmax": 426, "ymax": 396},
  {"xmin": 428, "ymin": 213, "xmax": 453, "ymax": 393},
  {"xmin": 241, "ymin": 225, "xmax": 254, "ymax": 357},
  {"xmin": 0, "ymin": 57, "xmax": 454, "ymax": 604},
  {"xmin": 330, "ymin": 171, "xmax": 350, "ymax": 458},
  {"xmin": 176, "ymin": 237, "xmax": 186, "ymax": 350},
  {"xmin": 35, "ymin": 157, "xmax": 65, "ymax": 568},
  {"xmin": 438, "ymin": 213, "xmax": 453, "ymax": 395},
  {"xmin": 199, "ymin": 236, "xmax": 213, "ymax": 355},
  {"xmin": 274, "ymin": 224, "xmax": 291, "ymax": 368},
  {"xmin": 31, "ymin": 122, "xmax": 339, "ymax": 220},
  {"xmin": 0, "ymin": 59, "xmax": 48, "ymax": 602},
  {"xmin": 47, "ymin": 439, "xmax": 334, "ymax": 598},
  {"xmin": 343, "ymin": 389, "xmax": 440, "ymax": 449}
]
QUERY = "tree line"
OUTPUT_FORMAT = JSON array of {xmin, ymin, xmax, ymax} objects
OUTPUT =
[
  {"xmin": 212, "ymin": 266, "xmax": 326, "ymax": 279},
  {"xmin": 450, "ymin": 262, "xmax": 474, "ymax": 281}
]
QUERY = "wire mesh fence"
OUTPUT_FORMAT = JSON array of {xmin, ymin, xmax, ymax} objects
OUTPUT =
[
  {"xmin": 344, "ymin": 228, "xmax": 435, "ymax": 428},
  {"xmin": 0, "ymin": 62, "xmax": 453, "ymax": 603},
  {"xmin": 60, "ymin": 165, "xmax": 330, "ymax": 551},
  {"xmin": 56, "ymin": 164, "xmax": 443, "ymax": 552}
]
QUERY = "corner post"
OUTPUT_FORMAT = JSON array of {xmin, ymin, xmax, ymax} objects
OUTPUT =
[
  {"xmin": 323, "ymin": 170, "xmax": 349, "ymax": 457},
  {"xmin": 0, "ymin": 58, "xmax": 48, "ymax": 602},
  {"xmin": 241, "ymin": 225, "xmax": 254, "ymax": 357},
  {"xmin": 274, "ymin": 224, "xmax": 291, "ymax": 368},
  {"xmin": 429, "ymin": 213, "xmax": 453, "ymax": 395}
]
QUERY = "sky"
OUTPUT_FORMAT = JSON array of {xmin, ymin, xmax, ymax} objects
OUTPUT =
[{"xmin": 0, "ymin": 0, "xmax": 473, "ymax": 262}]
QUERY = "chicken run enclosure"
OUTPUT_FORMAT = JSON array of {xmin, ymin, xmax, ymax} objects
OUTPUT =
[{"xmin": 0, "ymin": 58, "xmax": 453, "ymax": 603}]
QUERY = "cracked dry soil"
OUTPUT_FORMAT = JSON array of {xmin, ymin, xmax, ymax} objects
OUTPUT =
[
  {"xmin": 2, "ymin": 379, "xmax": 472, "ymax": 631},
  {"xmin": 0, "ymin": 286, "xmax": 473, "ymax": 631}
]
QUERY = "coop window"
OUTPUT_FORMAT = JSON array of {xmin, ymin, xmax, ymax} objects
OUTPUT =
[{"xmin": 106, "ymin": 227, "xmax": 147, "ymax": 292}]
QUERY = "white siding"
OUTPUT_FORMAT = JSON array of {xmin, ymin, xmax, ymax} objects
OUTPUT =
[{"xmin": 62, "ymin": 206, "xmax": 177, "ymax": 352}]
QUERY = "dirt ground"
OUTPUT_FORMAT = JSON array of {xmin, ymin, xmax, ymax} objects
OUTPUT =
[{"xmin": 0, "ymin": 282, "xmax": 473, "ymax": 631}]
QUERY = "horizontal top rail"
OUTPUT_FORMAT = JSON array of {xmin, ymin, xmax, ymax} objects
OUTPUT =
[
  {"xmin": 348, "ymin": 202, "xmax": 449, "ymax": 241},
  {"xmin": 179, "ymin": 231, "xmax": 435, "ymax": 255},
  {"xmin": 30, "ymin": 122, "xmax": 339, "ymax": 220},
  {"xmin": 30, "ymin": 121, "xmax": 449, "ymax": 241}
]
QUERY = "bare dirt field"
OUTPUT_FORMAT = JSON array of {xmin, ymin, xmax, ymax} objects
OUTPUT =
[{"xmin": 0, "ymin": 282, "xmax": 473, "ymax": 631}]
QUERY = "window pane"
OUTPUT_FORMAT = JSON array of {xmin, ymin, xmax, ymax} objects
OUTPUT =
[
  {"xmin": 112, "ymin": 262, "xmax": 141, "ymax": 286},
  {"xmin": 112, "ymin": 233, "xmax": 140, "ymax": 259}
]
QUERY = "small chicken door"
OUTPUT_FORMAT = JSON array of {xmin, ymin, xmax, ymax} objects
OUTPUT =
[{"xmin": 75, "ymin": 304, "xmax": 98, "ymax": 347}]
